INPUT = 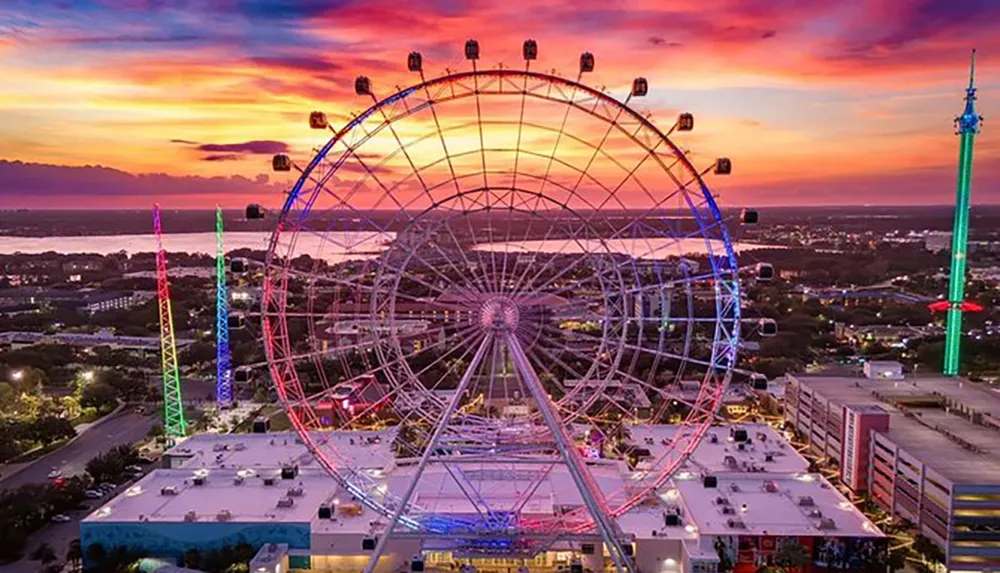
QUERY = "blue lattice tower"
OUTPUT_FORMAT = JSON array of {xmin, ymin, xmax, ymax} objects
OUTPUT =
[{"xmin": 216, "ymin": 205, "xmax": 233, "ymax": 406}]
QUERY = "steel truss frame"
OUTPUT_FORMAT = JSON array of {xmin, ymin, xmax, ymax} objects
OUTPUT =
[{"xmin": 261, "ymin": 67, "xmax": 741, "ymax": 569}]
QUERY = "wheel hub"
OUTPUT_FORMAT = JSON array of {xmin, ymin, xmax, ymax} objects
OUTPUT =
[{"xmin": 479, "ymin": 296, "xmax": 520, "ymax": 332}]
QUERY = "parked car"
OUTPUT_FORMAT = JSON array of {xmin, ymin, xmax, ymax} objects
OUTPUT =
[{"xmin": 51, "ymin": 514, "xmax": 71, "ymax": 523}]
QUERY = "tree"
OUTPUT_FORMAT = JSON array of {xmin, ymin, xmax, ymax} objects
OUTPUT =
[
  {"xmin": 773, "ymin": 538, "xmax": 810, "ymax": 572},
  {"xmin": 66, "ymin": 539, "xmax": 83, "ymax": 570},
  {"xmin": 80, "ymin": 382, "xmax": 118, "ymax": 413}
]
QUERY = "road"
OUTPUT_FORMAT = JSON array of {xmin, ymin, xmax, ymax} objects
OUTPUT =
[{"xmin": 0, "ymin": 409, "xmax": 154, "ymax": 491}]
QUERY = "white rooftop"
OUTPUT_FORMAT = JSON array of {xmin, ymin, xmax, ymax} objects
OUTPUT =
[
  {"xmin": 83, "ymin": 467, "xmax": 340, "ymax": 526},
  {"xmin": 628, "ymin": 424, "xmax": 810, "ymax": 475},
  {"xmin": 674, "ymin": 474, "xmax": 882, "ymax": 538},
  {"xmin": 109, "ymin": 425, "xmax": 881, "ymax": 542}
]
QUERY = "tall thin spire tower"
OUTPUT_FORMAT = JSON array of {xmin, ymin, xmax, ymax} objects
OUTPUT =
[
  {"xmin": 153, "ymin": 204, "xmax": 187, "ymax": 437},
  {"xmin": 943, "ymin": 50, "xmax": 983, "ymax": 376},
  {"xmin": 215, "ymin": 205, "xmax": 233, "ymax": 407}
]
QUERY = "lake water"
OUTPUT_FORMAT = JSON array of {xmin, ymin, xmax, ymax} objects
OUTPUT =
[
  {"xmin": 0, "ymin": 232, "xmax": 394, "ymax": 264},
  {"xmin": 0, "ymin": 233, "xmax": 781, "ymax": 262},
  {"xmin": 475, "ymin": 238, "xmax": 781, "ymax": 259}
]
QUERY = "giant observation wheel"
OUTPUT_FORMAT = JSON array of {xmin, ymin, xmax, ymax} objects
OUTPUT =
[{"xmin": 261, "ymin": 40, "xmax": 741, "ymax": 572}]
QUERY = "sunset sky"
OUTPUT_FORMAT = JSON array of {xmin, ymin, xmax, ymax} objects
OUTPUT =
[{"xmin": 0, "ymin": 0, "xmax": 997, "ymax": 209}]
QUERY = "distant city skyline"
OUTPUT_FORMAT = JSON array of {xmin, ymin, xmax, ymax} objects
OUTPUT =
[{"xmin": 0, "ymin": 0, "xmax": 997, "ymax": 208}]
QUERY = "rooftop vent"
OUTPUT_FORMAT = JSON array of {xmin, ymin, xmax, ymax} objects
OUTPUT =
[
  {"xmin": 216, "ymin": 509, "xmax": 232, "ymax": 522},
  {"xmin": 729, "ymin": 483, "xmax": 741, "ymax": 493},
  {"xmin": 213, "ymin": 443, "xmax": 227, "ymax": 452},
  {"xmin": 234, "ymin": 443, "xmax": 247, "ymax": 451},
  {"xmin": 277, "ymin": 497, "xmax": 295, "ymax": 508},
  {"xmin": 724, "ymin": 455, "xmax": 738, "ymax": 468},
  {"xmin": 184, "ymin": 510, "xmax": 197, "ymax": 522},
  {"xmin": 764, "ymin": 481, "xmax": 779, "ymax": 493},
  {"xmin": 797, "ymin": 496, "xmax": 816, "ymax": 507},
  {"xmin": 726, "ymin": 518, "xmax": 745, "ymax": 529},
  {"xmin": 764, "ymin": 453, "xmax": 774, "ymax": 462},
  {"xmin": 160, "ymin": 486, "xmax": 178, "ymax": 496},
  {"xmin": 808, "ymin": 509, "xmax": 823, "ymax": 518},
  {"xmin": 233, "ymin": 476, "xmax": 244, "ymax": 486},
  {"xmin": 817, "ymin": 517, "xmax": 837, "ymax": 530},
  {"xmin": 287, "ymin": 486, "xmax": 304, "ymax": 497}
]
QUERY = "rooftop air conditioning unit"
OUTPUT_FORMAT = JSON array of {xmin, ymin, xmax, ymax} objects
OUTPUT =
[
  {"xmin": 184, "ymin": 511, "xmax": 197, "ymax": 522},
  {"xmin": 764, "ymin": 481, "xmax": 779, "ymax": 493},
  {"xmin": 716, "ymin": 496, "xmax": 729, "ymax": 505},
  {"xmin": 277, "ymin": 497, "xmax": 295, "ymax": 508},
  {"xmin": 263, "ymin": 477, "xmax": 276, "ymax": 486},
  {"xmin": 722, "ymin": 506, "xmax": 736, "ymax": 515},
  {"xmin": 287, "ymin": 486, "xmax": 304, "ymax": 497},
  {"xmin": 726, "ymin": 518, "xmax": 745, "ymax": 529},
  {"xmin": 724, "ymin": 455, "xmax": 738, "ymax": 468},
  {"xmin": 160, "ymin": 486, "xmax": 178, "ymax": 496},
  {"xmin": 808, "ymin": 509, "xmax": 823, "ymax": 518},
  {"xmin": 216, "ymin": 509, "xmax": 232, "ymax": 522},
  {"xmin": 817, "ymin": 517, "xmax": 837, "ymax": 530},
  {"xmin": 797, "ymin": 496, "xmax": 815, "ymax": 507},
  {"xmin": 729, "ymin": 483, "xmax": 741, "ymax": 493},
  {"xmin": 233, "ymin": 476, "xmax": 244, "ymax": 486},
  {"xmin": 193, "ymin": 476, "xmax": 206, "ymax": 486},
  {"xmin": 234, "ymin": 443, "xmax": 246, "ymax": 451}
]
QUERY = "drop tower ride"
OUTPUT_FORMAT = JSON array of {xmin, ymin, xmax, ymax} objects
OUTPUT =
[{"xmin": 943, "ymin": 50, "xmax": 982, "ymax": 376}]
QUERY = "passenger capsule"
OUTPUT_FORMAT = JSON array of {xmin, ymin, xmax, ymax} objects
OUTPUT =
[
  {"xmin": 407, "ymin": 51, "xmax": 422, "ymax": 73},
  {"xmin": 245, "ymin": 204, "xmax": 264, "ymax": 220},
  {"xmin": 465, "ymin": 39, "xmax": 480, "ymax": 61},
  {"xmin": 714, "ymin": 157, "xmax": 732, "ymax": 175},
  {"xmin": 756, "ymin": 263, "xmax": 775, "ymax": 282},
  {"xmin": 631, "ymin": 77, "xmax": 648, "ymax": 97},
  {"xmin": 523, "ymin": 39, "xmax": 538, "ymax": 61},
  {"xmin": 272, "ymin": 154, "xmax": 291, "ymax": 172},
  {"xmin": 677, "ymin": 113, "xmax": 694, "ymax": 132},
  {"xmin": 580, "ymin": 52, "xmax": 595, "ymax": 73},
  {"xmin": 354, "ymin": 76, "xmax": 371, "ymax": 96},
  {"xmin": 740, "ymin": 208, "xmax": 759, "ymax": 225},
  {"xmin": 230, "ymin": 258, "xmax": 248, "ymax": 274},
  {"xmin": 309, "ymin": 111, "xmax": 328, "ymax": 130},
  {"xmin": 228, "ymin": 313, "xmax": 246, "ymax": 330},
  {"xmin": 233, "ymin": 367, "xmax": 253, "ymax": 384},
  {"xmin": 759, "ymin": 318, "xmax": 778, "ymax": 337}
]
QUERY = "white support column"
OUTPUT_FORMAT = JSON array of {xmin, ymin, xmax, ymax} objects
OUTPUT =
[
  {"xmin": 363, "ymin": 334, "xmax": 493, "ymax": 573},
  {"xmin": 504, "ymin": 332, "xmax": 635, "ymax": 573}
]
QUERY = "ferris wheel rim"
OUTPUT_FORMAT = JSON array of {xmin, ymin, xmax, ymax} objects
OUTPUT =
[{"xmin": 260, "ymin": 65, "xmax": 742, "ymax": 532}]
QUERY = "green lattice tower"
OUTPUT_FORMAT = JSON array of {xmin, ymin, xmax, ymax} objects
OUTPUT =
[{"xmin": 943, "ymin": 50, "xmax": 982, "ymax": 376}]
